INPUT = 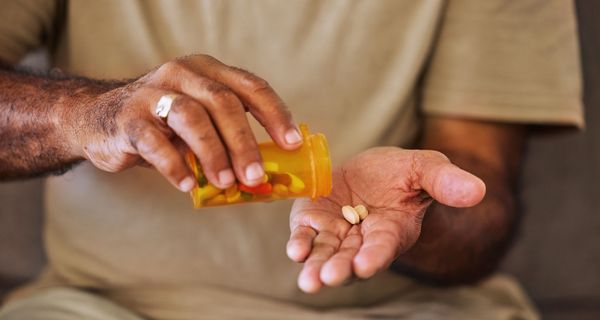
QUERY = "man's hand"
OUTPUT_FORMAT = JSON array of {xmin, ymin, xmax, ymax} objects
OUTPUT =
[
  {"xmin": 286, "ymin": 147, "xmax": 485, "ymax": 293},
  {"xmin": 62, "ymin": 54, "xmax": 301, "ymax": 191},
  {"xmin": 395, "ymin": 117, "xmax": 526, "ymax": 284}
]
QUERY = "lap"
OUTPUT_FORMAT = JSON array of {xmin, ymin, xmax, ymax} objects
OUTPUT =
[
  {"xmin": 0, "ymin": 275, "xmax": 538, "ymax": 320},
  {"xmin": 0, "ymin": 287, "xmax": 144, "ymax": 320},
  {"xmin": 336, "ymin": 274, "xmax": 540, "ymax": 320}
]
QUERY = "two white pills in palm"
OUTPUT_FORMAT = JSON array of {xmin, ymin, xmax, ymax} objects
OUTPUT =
[{"xmin": 341, "ymin": 205, "xmax": 369, "ymax": 225}]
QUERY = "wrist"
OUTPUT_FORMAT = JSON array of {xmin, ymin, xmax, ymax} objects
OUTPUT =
[
  {"xmin": 55, "ymin": 81, "xmax": 124, "ymax": 161},
  {"xmin": 54, "ymin": 93, "xmax": 90, "ymax": 160}
]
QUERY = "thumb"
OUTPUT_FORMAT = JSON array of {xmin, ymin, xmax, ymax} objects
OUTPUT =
[{"xmin": 414, "ymin": 151, "xmax": 486, "ymax": 208}]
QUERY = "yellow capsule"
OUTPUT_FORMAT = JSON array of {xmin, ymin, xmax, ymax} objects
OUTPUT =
[
  {"xmin": 225, "ymin": 187, "xmax": 241, "ymax": 203},
  {"xmin": 226, "ymin": 192, "xmax": 241, "ymax": 203},
  {"xmin": 288, "ymin": 173, "xmax": 306, "ymax": 193},
  {"xmin": 224, "ymin": 185, "xmax": 237, "ymax": 196},
  {"xmin": 261, "ymin": 174, "xmax": 270, "ymax": 183},
  {"xmin": 206, "ymin": 194, "xmax": 226, "ymax": 206},
  {"xmin": 263, "ymin": 162, "xmax": 279, "ymax": 172},
  {"xmin": 273, "ymin": 184, "xmax": 289, "ymax": 197},
  {"xmin": 191, "ymin": 188, "xmax": 203, "ymax": 208},
  {"xmin": 198, "ymin": 184, "xmax": 222, "ymax": 200}
]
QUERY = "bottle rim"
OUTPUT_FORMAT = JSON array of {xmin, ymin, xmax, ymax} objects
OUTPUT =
[{"xmin": 300, "ymin": 124, "xmax": 332, "ymax": 199}]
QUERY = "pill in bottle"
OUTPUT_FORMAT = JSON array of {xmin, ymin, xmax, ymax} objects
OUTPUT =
[{"xmin": 186, "ymin": 124, "xmax": 332, "ymax": 208}]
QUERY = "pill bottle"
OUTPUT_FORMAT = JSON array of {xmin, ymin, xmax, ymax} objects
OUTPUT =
[{"xmin": 186, "ymin": 124, "xmax": 332, "ymax": 208}]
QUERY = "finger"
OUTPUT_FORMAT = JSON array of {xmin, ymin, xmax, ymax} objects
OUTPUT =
[
  {"xmin": 158, "ymin": 66, "xmax": 265, "ymax": 186},
  {"xmin": 412, "ymin": 151, "xmax": 486, "ymax": 208},
  {"xmin": 165, "ymin": 94, "xmax": 235, "ymax": 189},
  {"xmin": 287, "ymin": 226, "xmax": 317, "ymax": 262},
  {"xmin": 320, "ymin": 226, "xmax": 362, "ymax": 286},
  {"xmin": 181, "ymin": 56, "xmax": 302, "ymax": 150},
  {"xmin": 198, "ymin": 82, "xmax": 264, "ymax": 186},
  {"xmin": 127, "ymin": 121, "xmax": 196, "ymax": 192},
  {"xmin": 297, "ymin": 231, "xmax": 341, "ymax": 294},
  {"xmin": 353, "ymin": 218, "xmax": 406, "ymax": 279},
  {"xmin": 217, "ymin": 66, "xmax": 302, "ymax": 150}
]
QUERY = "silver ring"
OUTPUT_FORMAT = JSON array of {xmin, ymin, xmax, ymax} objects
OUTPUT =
[{"xmin": 155, "ymin": 94, "xmax": 179, "ymax": 119}]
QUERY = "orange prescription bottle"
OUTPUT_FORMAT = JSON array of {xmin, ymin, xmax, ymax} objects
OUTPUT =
[{"xmin": 186, "ymin": 124, "xmax": 332, "ymax": 208}]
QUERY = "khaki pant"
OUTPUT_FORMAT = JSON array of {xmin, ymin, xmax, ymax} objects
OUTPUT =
[{"xmin": 0, "ymin": 275, "xmax": 539, "ymax": 320}]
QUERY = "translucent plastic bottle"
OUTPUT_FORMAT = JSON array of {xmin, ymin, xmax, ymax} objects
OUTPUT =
[{"xmin": 186, "ymin": 124, "xmax": 332, "ymax": 208}]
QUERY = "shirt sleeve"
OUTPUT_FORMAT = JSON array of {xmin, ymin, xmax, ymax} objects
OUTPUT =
[
  {"xmin": 421, "ymin": 0, "xmax": 584, "ymax": 128},
  {"xmin": 0, "ymin": 0, "xmax": 59, "ymax": 63}
]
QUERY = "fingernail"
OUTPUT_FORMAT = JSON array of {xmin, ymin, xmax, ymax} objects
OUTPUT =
[
  {"xmin": 179, "ymin": 176, "xmax": 196, "ymax": 192},
  {"xmin": 245, "ymin": 162, "xmax": 264, "ymax": 182},
  {"xmin": 285, "ymin": 128, "xmax": 302, "ymax": 145},
  {"xmin": 218, "ymin": 169, "xmax": 235, "ymax": 186}
]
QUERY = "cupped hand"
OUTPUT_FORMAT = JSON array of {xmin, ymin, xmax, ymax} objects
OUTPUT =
[
  {"xmin": 66, "ymin": 54, "xmax": 301, "ymax": 191},
  {"xmin": 287, "ymin": 147, "xmax": 486, "ymax": 293}
]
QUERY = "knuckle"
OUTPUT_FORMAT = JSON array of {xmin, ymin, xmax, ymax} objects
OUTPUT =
[
  {"xmin": 128, "ymin": 125, "xmax": 162, "ymax": 153},
  {"xmin": 193, "ymin": 53, "xmax": 211, "ymax": 60},
  {"xmin": 125, "ymin": 120, "xmax": 149, "ymax": 144},
  {"xmin": 168, "ymin": 98, "xmax": 185, "ymax": 117},
  {"xmin": 158, "ymin": 60, "xmax": 185, "ymax": 77},
  {"xmin": 130, "ymin": 86, "xmax": 152, "ymax": 100},
  {"xmin": 197, "ymin": 53, "xmax": 219, "ymax": 64},
  {"xmin": 204, "ymin": 81, "xmax": 229, "ymax": 95},
  {"xmin": 204, "ymin": 83, "xmax": 242, "ymax": 110},
  {"xmin": 232, "ymin": 67, "xmax": 271, "ymax": 93},
  {"xmin": 137, "ymin": 134, "xmax": 162, "ymax": 154},
  {"xmin": 195, "ymin": 53, "xmax": 209, "ymax": 59},
  {"xmin": 169, "ymin": 97, "xmax": 198, "ymax": 125}
]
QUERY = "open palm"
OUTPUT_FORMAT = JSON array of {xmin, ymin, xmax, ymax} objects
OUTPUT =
[{"xmin": 286, "ymin": 147, "xmax": 486, "ymax": 293}]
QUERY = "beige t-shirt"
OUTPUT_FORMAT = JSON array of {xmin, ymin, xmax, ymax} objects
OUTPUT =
[{"xmin": 0, "ymin": 0, "xmax": 582, "ymax": 319}]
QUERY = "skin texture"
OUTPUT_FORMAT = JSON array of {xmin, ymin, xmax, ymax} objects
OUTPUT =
[
  {"xmin": 288, "ymin": 118, "xmax": 525, "ymax": 293},
  {"xmin": 0, "ymin": 55, "xmax": 302, "ymax": 189},
  {"xmin": 0, "ymin": 65, "xmax": 122, "ymax": 179}
]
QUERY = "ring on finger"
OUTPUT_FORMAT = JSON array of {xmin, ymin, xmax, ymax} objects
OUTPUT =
[{"xmin": 155, "ymin": 94, "xmax": 180, "ymax": 119}]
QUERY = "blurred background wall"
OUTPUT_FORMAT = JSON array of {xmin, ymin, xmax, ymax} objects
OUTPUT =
[{"xmin": 1, "ymin": 1, "xmax": 599, "ymax": 319}]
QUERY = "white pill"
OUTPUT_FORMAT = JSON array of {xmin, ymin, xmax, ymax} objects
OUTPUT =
[
  {"xmin": 354, "ymin": 204, "xmax": 369, "ymax": 220},
  {"xmin": 341, "ymin": 205, "xmax": 360, "ymax": 225}
]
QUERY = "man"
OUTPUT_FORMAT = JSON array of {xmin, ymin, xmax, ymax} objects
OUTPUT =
[{"xmin": 0, "ymin": 0, "xmax": 582, "ymax": 319}]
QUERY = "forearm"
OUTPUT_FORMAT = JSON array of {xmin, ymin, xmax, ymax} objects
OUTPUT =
[
  {"xmin": 0, "ymin": 62, "xmax": 123, "ymax": 180},
  {"xmin": 392, "ymin": 117, "xmax": 525, "ymax": 284},
  {"xmin": 393, "ymin": 151, "xmax": 519, "ymax": 284}
]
